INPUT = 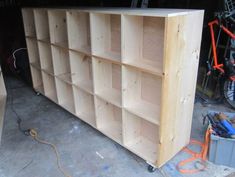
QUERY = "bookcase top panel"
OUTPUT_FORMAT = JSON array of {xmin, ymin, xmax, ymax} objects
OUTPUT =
[{"xmin": 24, "ymin": 8, "xmax": 203, "ymax": 17}]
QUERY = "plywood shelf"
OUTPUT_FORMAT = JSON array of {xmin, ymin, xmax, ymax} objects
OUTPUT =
[
  {"xmin": 51, "ymin": 46, "xmax": 72, "ymax": 83},
  {"xmin": 55, "ymin": 78, "xmax": 75, "ymax": 113},
  {"xmin": 26, "ymin": 38, "xmax": 40, "ymax": 68},
  {"xmin": 124, "ymin": 102, "xmax": 160, "ymax": 125},
  {"xmin": 23, "ymin": 8, "xmax": 204, "ymax": 167},
  {"xmin": 30, "ymin": 65, "xmax": 44, "ymax": 93},
  {"xmin": 34, "ymin": 9, "xmax": 50, "ymax": 42},
  {"xmin": 67, "ymin": 11, "xmax": 91, "ymax": 55},
  {"xmin": 123, "ymin": 66, "xmax": 161, "ymax": 124},
  {"xmin": 122, "ymin": 15, "xmax": 164, "ymax": 73},
  {"xmin": 123, "ymin": 110, "xmax": 158, "ymax": 163},
  {"xmin": 42, "ymin": 71, "xmax": 57, "ymax": 103},
  {"xmin": 48, "ymin": 10, "xmax": 68, "ymax": 48},
  {"xmin": 95, "ymin": 88, "xmax": 121, "ymax": 108},
  {"xmin": 90, "ymin": 13, "xmax": 121, "ymax": 62},
  {"xmin": 69, "ymin": 51, "xmax": 93, "ymax": 93},
  {"xmin": 95, "ymin": 97, "xmax": 122, "ymax": 144},
  {"xmin": 93, "ymin": 57, "xmax": 121, "ymax": 107},
  {"xmin": 30, "ymin": 61, "xmax": 41, "ymax": 70},
  {"xmin": 73, "ymin": 86, "xmax": 96, "ymax": 127},
  {"xmin": 22, "ymin": 9, "xmax": 36, "ymax": 37},
  {"xmin": 38, "ymin": 41, "xmax": 54, "ymax": 75}
]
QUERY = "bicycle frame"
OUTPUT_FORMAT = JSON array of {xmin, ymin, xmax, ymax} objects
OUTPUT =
[{"xmin": 208, "ymin": 19, "xmax": 235, "ymax": 73}]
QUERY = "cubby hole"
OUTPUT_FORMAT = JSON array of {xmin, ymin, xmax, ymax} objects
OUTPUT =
[
  {"xmin": 95, "ymin": 97, "xmax": 122, "ymax": 143},
  {"xmin": 30, "ymin": 65, "xmax": 44, "ymax": 93},
  {"xmin": 22, "ymin": 9, "xmax": 36, "ymax": 37},
  {"xmin": 90, "ymin": 13, "xmax": 121, "ymax": 62},
  {"xmin": 93, "ymin": 57, "xmax": 121, "ymax": 107},
  {"xmin": 123, "ymin": 66, "xmax": 161, "ymax": 125},
  {"xmin": 42, "ymin": 71, "xmax": 57, "ymax": 103},
  {"xmin": 38, "ymin": 41, "xmax": 53, "ymax": 74},
  {"xmin": 67, "ymin": 11, "xmax": 91, "ymax": 54},
  {"xmin": 48, "ymin": 10, "xmax": 68, "ymax": 48},
  {"xmin": 122, "ymin": 15, "xmax": 165, "ymax": 74},
  {"xmin": 51, "ymin": 46, "xmax": 71, "ymax": 83},
  {"xmin": 73, "ymin": 86, "xmax": 96, "ymax": 127},
  {"xmin": 123, "ymin": 110, "xmax": 159, "ymax": 163},
  {"xmin": 69, "ymin": 51, "xmax": 93, "ymax": 94},
  {"xmin": 55, "ymin": 78, "xmax": 75, "ymax": 113},
  {"xmin": 26, "ymin": 38, "xmax": 40, "ymax": 68},
  {"xmin": 34, "ymin": 9, "xmax": 50, "ymax": 42}
]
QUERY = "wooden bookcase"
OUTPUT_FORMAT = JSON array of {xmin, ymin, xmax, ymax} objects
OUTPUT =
[
  {"xmin": 0, "ymin": 66, "xmax": 7, "ymax": 144},
  {"xmin": 22, "ymin": 8, "xmax": 204, "ymax": 169}
]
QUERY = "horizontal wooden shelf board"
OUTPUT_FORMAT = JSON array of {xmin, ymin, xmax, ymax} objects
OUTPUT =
[
  {"xmin": 123, "ymin": 62, "xmax": 163, "ymax": 77},
  {"xmin": 59, "ymin": 102, "xmax": 75, "ymax": 113},
  {"xmin": 34, "ymin": 85, "xmax": 44, "ymax": 93},
  {"xmin": 41, "ymin": 68, "xmax": 54, "ymax": 76},
  {"xmin": 51, "ymin": 42, "xmax": 69, "ymax": 50},
  {"xmin": 56, "ymin": 73, "xmax": 73, "ymax": 84},
  {"xmin": 45, "ymin": 93, "xmax": 58, "ymax": 103},
  {"xmin": 92, "ymin": 55, "xmax": 122, "ymax": 65},
  {"xmin": 125, "ymin": 136, "xmax": 158, "ymax": 163},
  {"xmin": 98, "ymin": 125, "xmax": 123, "ymax": 145},
  {"xmin": 26, "ymin": 36, "xmax": 37, "ymax": 40},
  {"xmin": 69, "ymin": 47, "xmax": 91, "ymax": 56},
  {"xmin": 37, "ymin": 38, "xmax": 50, "ymax": 43},
  {"xmin": 93, "ymin": 51, "xmax": 121, "ymax": 63},
  {"xmin": 95, "ymin": 89, "xmax": 121, "ymax": 108},
  {"xmin": 73, "ymin": 80, "xmax": 93, "ymax": 94},
  {"xmin": 30, "ymin": 62, "xmax": 41, "ymax": 70},
  {"xmin": 124, "ymin": 102, "xmax": 160, "ymax": 125},
  {"xmin": 76, "ymin": 112, "xmax": 96, "ymax": 127}
]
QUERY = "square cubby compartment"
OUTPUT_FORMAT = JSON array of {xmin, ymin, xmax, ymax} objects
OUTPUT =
[
  {"xmin": 55, "ymin": 78, "xmax": 75, "ymax": 113},
  {"xmin": 22, "ymin": 9, "xmax": 36, "ymax": 37},
  {"xmin": 48, "ymin": 10, "xmax": 68, "ymax": 48},
  {"xmin": 95, "ymin": 97, "xmax": 122, "ymax": 143},
  {"xmin": 67, "ymin": 11, "xmax": 91, "ymax": 54},
  {"xmin": 42, "ymin": 71, "xmax": 57, "ymax": 103},
  {"xmin": 26, "ymin": 38, "xmax": 40, "ymax": 68},
  {"xmin": 122, "ymin": 15, "xmax": 165, "ymax": 74},
  {"xmin": 73, "ymin": 86, "xmax": 96, "ymax": 127},
  {"xmin": 38, "ymin": 41, "xmax": 53, "ymax": 74},
  {"xmin": 93, "ymin": 58, "xmax": 121, "ymax": 107},
  {"xmin": 34, "ymin": 9, "xmax": 50, "ymax": 42},
  {"xmin": 90, "ymin": 13, "xmax": 121, "ymax": 62},
  {"xmin": 52, "ymin": 46, "xmax": 71, "ymax": 83},
  {"xmin": 30, "ymin": 65, "xmax": 43, "ymax": 93},
  {"xmin": 123, "ymin": 110, "xmax": 159, "ymax": 163},
  {"xmin": 69, "ymin": 51, "xmax": 93, "ymax": 94},
  {"xmin": 123, "ymin": 66, "xmax": 161, "ymax": 125}
]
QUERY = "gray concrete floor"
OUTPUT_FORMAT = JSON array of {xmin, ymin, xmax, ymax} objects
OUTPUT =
[{"xmin": 0, "ymin": 76, "xmax": 235, "ymax": 177}]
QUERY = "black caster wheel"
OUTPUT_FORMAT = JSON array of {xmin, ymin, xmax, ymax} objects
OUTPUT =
[
  {"xmin": 148, "ymin": 165, "xmax": 156, "ymax": 173},
  {"xmin": 35, "ymin": 91, "xmax": 41, "ymax": 96}
]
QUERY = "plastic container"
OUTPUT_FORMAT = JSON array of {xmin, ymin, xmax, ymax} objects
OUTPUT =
[{"xmin": 208, "ymin": 111, "xmax": 235, "ymax": 168}]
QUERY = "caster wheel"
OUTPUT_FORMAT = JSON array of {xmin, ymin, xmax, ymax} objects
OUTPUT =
[{"xmin": 148, "ymin": 165, "xmax": 156, "ymax": 173}]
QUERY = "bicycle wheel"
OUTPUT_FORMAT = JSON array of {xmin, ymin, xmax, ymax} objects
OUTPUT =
[{"xmin": 223, "ymin": 78, "xmax": 235, "ymax": 109}]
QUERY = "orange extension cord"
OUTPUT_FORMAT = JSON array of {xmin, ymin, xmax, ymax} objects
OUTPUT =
[{"xmin": 177, "ymin": 128, "xmax": 212, "ymax": 174}]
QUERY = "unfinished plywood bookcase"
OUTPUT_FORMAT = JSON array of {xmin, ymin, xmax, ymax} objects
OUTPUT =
[
  {"xmin": 0, "ymin": 66, "xmax": 7, "ymax": 145},
  {"xmin": 22, "ymin": 8, "xmax": 204, "ymax": 169}
]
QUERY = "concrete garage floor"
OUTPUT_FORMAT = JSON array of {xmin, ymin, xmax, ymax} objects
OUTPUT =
[{"xmin": 0, "ymin": 76, "xmax": 235, "ymax": 177}]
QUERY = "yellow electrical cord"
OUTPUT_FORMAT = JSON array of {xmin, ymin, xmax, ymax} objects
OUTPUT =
[{"xmin": 29, "ymin": 129, "xmax": 72, "ymax": 177}]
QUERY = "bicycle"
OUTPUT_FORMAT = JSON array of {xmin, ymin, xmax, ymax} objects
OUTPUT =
[{"xmin": 202, "ymin": 0, "xmax": 235, "ymax": 108}]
